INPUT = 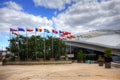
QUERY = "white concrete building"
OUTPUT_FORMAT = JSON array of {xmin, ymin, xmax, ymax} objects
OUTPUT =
[{"xmin": 65, "ymin": 30, "xmax": 120, "ymax": 55}]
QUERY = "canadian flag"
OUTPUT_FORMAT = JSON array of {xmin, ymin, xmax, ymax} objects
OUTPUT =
[
  {"xmin": 26, "ymin": 29, "xmax": 33, "ymax": 32},
  {"xmin": 52, "ymin": 29, "xmax": 58, "ymax": 34}
]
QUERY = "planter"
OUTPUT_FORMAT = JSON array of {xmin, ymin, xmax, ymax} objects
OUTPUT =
[
  {"xmin": 98, "ymin": 62, "xmax": 104, "ymax": 66},
  {"xmin": 2, "ymin": 58, "xmax": 7, "ymax": 65},
  {"xmin": 60, "ymin": 58, "xmax": 65, "ymax": 61},
  {"xmin": 60, "ymin": 56, "xmax": 65, "ymax": 61},
  {"xmin": 50, "ymin": 58, "xmax": 55, "ymax": 61},
  {"xmin": 104, "ymin": 48, "xmax": 112, "ymax": 69},
  {"xmin": 36, "ymin": 58, "xmax": 44, "ymax": 61},
  {"xmin": 77, "ymin": 61, "xmax": 80, "ymax": 63},
  {"xmin": 105, "ymin": 62, "xmax": 111, "ymax": 68},
  {"xmin": 40, "ymin": 58, "xmax": 44, "ymax": 61},
  {"xmin": 15, "ymin": 58, "xmax": 20, "ymax": 61},
  {"xmin": 36, "ymin": 58, "xmax": 40, "ymax": 61},
  {"xmin": 77, "ymin": 60, "xmax": 84, "ymax": 63},
  {"xmin": 27, "ymin": 58, "xmax": 32, "ymax": 61},
  {"xmin": 65, "ymin": 57, "xmax": 69, "ymax": 61}
]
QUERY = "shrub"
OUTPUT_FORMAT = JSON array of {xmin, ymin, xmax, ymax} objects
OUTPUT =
[
  {"xmin": 77, "ymin": 50, "xmax": 85, "ymax": 62},
  {"xmin": 98, "ymin": 56, "xmax": 104, "ymax": 62},
  {"xmin": 104, "ymin": 48, "xmax": 112, "ymax": 62},
  {"xmin": 104, "ymin": 48, "xmax": 112, "ymax": 58}
]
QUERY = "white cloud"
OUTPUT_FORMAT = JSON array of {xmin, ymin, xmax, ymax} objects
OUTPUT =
[
  {"xmin": 33, "ymin": 0, "xmax": 72, "ymax": 10},
  {"xmin": 0, "ymin": 1, "xmax": 53, "ymax": 33},
  {"xmin": 1, "ymin": 0, "xmax": 120, "ymax": 35},
  {"xmin": 4, "ymin": 1, "xmax": 23, "ymax": 11},
  {"xmin": 53, "ymin": 0, "xmax": 120, "ymax": 34}
]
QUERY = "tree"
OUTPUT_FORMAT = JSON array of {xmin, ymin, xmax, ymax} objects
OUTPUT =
[{"xmin": 6, "ymin": 35, "xmax": 66, "ymax": 61}]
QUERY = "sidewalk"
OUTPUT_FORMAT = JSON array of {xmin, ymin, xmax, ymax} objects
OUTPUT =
[{"xmin": 112, "ymin": 62, "xmax": 120, "ymax": 68}]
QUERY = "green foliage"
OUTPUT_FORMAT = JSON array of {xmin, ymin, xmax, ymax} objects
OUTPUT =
[
  {"xmin": 77, "ymin": 50, "xmax": 86, "ymax": 62},
  {"xmin": 6, "ymin": 35, "xmax": 66, "ymax": 61},
  {"xmin": 98, "ymin": 56, "xmax": 104, "ymax": 62},
  {"xmin": 104, "ymin": 48, "xmax": 112, "ymax": 58}
]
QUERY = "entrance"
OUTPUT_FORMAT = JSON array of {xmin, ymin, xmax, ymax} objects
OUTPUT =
[{"xmin": 67, "ymin": 46, "xmax": 104, "ymax": 61}]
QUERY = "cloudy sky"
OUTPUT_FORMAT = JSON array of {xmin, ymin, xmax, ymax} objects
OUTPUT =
[{"xmin": 0, "ymin": 0, "xmax": 120, "ymax": 50}]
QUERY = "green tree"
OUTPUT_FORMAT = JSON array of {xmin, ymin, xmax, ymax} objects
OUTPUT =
[{"xmin": 6, "ymin": 35, "xmax": 66, "ymax": 61}]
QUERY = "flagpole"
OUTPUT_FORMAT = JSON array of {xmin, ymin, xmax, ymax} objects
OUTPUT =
[
  {"xmin": 44, "ymin": 30, "xmax": 46, "ymax": 60},
  {"xmin": 52, "ymin": 32, "xmax": 54, "ymax": 58},
  {"xmin": 70, "ymin": 42, "xmax": 72, "ymax": 60},
  {"xmin": 9, "ymin": 29, "xmax": 11, "ymax": 53},
  {"xmin": 35, "ymin": 28, "xmax": 37, "ymax": 60},
  {"xmin": 26, "ymin": 28, "xmax": 28, "ymax": 60},
  {"xmin": 59, "ymin": 31, "xmax": 62, "ymax": 59},
  {"xmin": 58, "ymin": 38, "xmax": 61, "ymax": 60},
  {"xmin": 17, "ymin": 28, "xmax": 20, "ymax": 59}
]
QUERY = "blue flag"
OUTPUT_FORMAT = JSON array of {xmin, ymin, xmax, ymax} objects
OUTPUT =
[
  {"xmin": 44, "ymin": 29, "xmax": 50, "ymax": 33},
  {"xmin": 18, "ymin": 28, "xmax": 25, "ymax": 31},
  {"xmin": 59, "ymin": 30, "xmax": 63, "ymax": 36}
]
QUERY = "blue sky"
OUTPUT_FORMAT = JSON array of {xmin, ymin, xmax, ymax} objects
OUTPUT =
[
  {"xmin": 0, "ymin": 0, "xmax": 75, "ymax": 19},
  {"xmin": 0, "ymin": 0, "xmax": 57, "ymax": 19},
  {"xmin": 0, "ymin": 0, "xmax": 120, "ymax": 50}
]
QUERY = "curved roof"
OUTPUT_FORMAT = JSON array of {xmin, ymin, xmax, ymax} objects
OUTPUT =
[
  {"xmin": 74, "ymin": 30, "xmax": 120, "ymax": 48},
  {"xmin": 86, "ymin": 34, "xmax": 120, "ymax": 47}
]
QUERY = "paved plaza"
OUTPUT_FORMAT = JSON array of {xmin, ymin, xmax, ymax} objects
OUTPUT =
[{"xmin": 0, "ymin": 62, "xmax": 120, "ymax": 80}]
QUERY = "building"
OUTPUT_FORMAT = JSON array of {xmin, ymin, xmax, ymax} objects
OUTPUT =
[{"xmin": 64, "ymin": 30, "xmax": 120, "ymax": 62}]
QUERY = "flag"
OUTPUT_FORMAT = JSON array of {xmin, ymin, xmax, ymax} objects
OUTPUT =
[
  {"xmin": 52, "ymin": 29, "xmax": 58, "ymax": 34},
  {"xmin": 67, "ymin": 35, "xmax": 76, "ymax": 40},
  {"xmin": 61, "ymin": 31, "xmax": 66, "ymax": 36},
  {"xmin": 59, "ymin": 30, "xmax": 63, "ymax": 37},
  {"xmin": 70, "ymin": 35, "xmax": 76, "ymax": 38},
  {"xmin": 36, "ymin": 28, "xmax": 42, "ymax": 32},
  {"xmin": 62, "ymin": 31, "xmax": 71, "ymax": 35},
  {"xmin": 59, "ymin": 30, "xmax": 63, "ymax": 34},
  {"xmin": 44, "ymin": 29, "xmax": 50, "ymax": 33},
  {"xmin": 10, "ymin": 28, "xmax": 17, "ymax": 32},
  {"xmin": 58, "ymin": 31, "xmax": 71, "ymax": 39},
  {"xmin": 58, "ymin": 31, "xmax": 64, "ymax": 40},
  {"xmin": 26, "ymin": 29, "xmax": 33, "ymax": 32},
  {"xmin": 67, "ymin": 36, "xmax": 71, "ymax": 39},
  {"xmin": 18, "ymin": 28, "xmax": 25, "ymax": 31},
  {"xmin": 12, "ymin": 32, "xmax": 19, "ymax": 36}
]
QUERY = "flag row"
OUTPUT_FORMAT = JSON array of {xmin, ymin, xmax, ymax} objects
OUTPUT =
[
  {"xmin": 10, "ymin": 28, "xmax": 76, "ymax": 40},
  {"xmin": 10, "ymin": 28, "xmax": 71, "ymax": 35}
]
